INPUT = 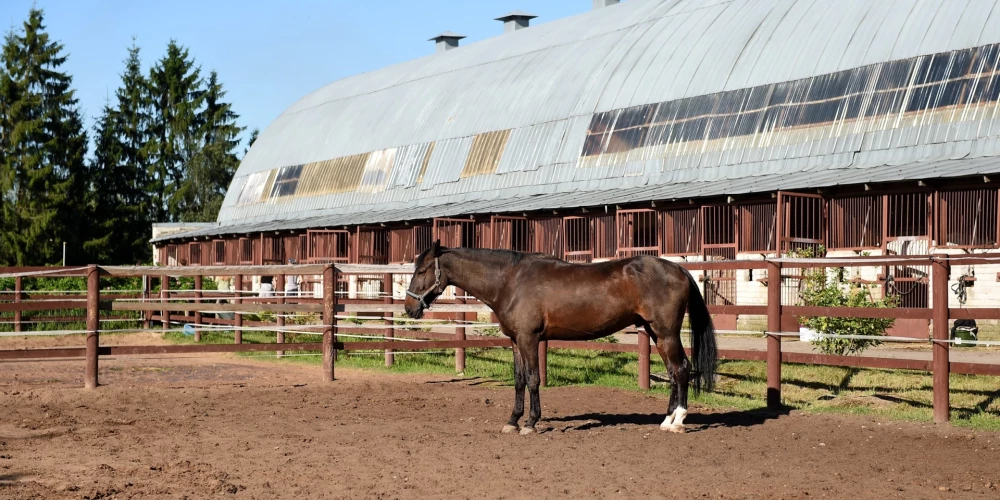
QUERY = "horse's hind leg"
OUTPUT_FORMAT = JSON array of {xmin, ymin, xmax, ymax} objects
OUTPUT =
[
  {"xmin": 647, "ymin": 311, "xmax": 691, "ymax": 433},
  {"xmin": 502, "ymin": 345, "xmax": 526, "ymax": 434},
  {"xmin": 642, "ymin": 322, "xmax": 679, "ymax": 415}
]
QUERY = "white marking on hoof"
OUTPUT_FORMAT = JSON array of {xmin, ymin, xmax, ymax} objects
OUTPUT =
[
  {"xmin": 665, "ymin": 424, "xmax": 686, "ymax": 434},
  {"xmin": 519, "ymin": 426, "xmax": 536, "ymax": 436},
  {"xmin": 660, "ymin": 414, "xmax": 675, "ymax": 430},
  {"xmin": 660, "ymin": 407, "xmax": 689, "ymax": 432},
  {"xmin": 501, "ymin": 424, "xmax": 518, "ymax": 434},
  {"xmin": 673, "ymin": 407, "xmax": 688, "ymax": 428}
]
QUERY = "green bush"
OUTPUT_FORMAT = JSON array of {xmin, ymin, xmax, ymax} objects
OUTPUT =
[{"xmin": 794, "ymin": 247, "xmax": 898, "ymax": 356}]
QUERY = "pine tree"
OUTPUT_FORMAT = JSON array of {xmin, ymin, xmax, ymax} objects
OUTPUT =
[
  {"xmin": 148, "ymin": 40, "xmax": 203, "ymax": 223},
  {"xmin": 0, "ymin": 9, "xmax": 88, "ymax": 265},
  {"xmin": 176, "ymin": 70, "xmax": 244, "ymax": 222}
]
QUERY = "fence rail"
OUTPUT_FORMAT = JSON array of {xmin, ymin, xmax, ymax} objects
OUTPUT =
[{"xmin": 1, "ymin": 257, "xmax": 999, "ymax": 423}]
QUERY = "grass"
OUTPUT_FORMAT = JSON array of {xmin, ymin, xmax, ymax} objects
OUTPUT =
[{"xmin": 162, "ymin": 326, "xmax": 1000, "ymax": 432}]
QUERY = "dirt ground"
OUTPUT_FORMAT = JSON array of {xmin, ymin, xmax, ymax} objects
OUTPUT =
[{"xmin": 1, "ymin": 353, "xmax": 1000, "ymax": 499}]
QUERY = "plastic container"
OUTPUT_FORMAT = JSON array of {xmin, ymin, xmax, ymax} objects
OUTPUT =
[
  {"xmin": 799, "ymin": 327, "xmax": 819, "ymax": 342},
  {"xmin": 952, "ymin": 326, "xmax": 978, "ymax": 347}
]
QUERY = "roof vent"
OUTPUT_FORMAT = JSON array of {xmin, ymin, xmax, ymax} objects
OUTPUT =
[
  {"xmin": 429, "ymin": 32, "xmax": 466, "ymax": 53},
  {"xmin": 495, "ymin": 10, "xmax": 537, "ymax": 33},
  {"xmin": 593, "ymin": 0, "xmax": 620, "ymax": 9}
]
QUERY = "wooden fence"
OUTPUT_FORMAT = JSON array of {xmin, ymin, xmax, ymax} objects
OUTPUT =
[{"xmin": 2, "ymin": 256, "xmax": 1000, "ymax": 423}]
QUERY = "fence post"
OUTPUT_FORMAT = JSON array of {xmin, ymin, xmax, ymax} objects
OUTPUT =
[
  {"xmin": 932, "ymin": 256, "xmax": 951, "ymax": 423},
  {"xmin": 161, "ymin": 275, "xmax": 170, "ymax": 331},
  {"xmin": 384, "ymin": 273, "xmax": 394, "ymax": 368},
  {"xmin": 638, "ymin": 328, "xmax": 650, "ymax": 390},
  {"xmin": 13, "ymin": 276, "xmax": 22, "ymax": 333},
  {"xmin": 234, "ymin": 274, "xmax": 243, "ymax": 344},
  {"xmin": 142, "ymin": 274, "xmax": 150, "ymax": 330},
  {"xmin": 322, "ymin": 265, "xmax": 336, "ymax": 382},
  {"xmin": 455, "ymin": 288, "xmax": 466, "ymax": 374},
  {"xmin": 85, "ymin": 265, "xmax": 100, "ymax": 389},
  {"xmin": 194, "ymin": 275, "xmax": 203, "ymax": 342},
  {"xmin": 539, "ymin": 340, "xmax": 548, "ymax": 387},
  {"xmin": 766, "ymin": 260, "xmax": 782, "ymax": 409},
  {"xmin": 276, "ymin": 274, "xmax": 285, "ymax": 358}
]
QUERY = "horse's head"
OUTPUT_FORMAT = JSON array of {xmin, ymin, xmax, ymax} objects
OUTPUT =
[{"xmin": 405, "ymin": 239, "xmax": 448, "ymax": 319}]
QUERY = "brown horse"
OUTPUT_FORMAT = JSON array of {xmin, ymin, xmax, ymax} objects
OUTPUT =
[{"xmin": 404, "ymin": 241, "xmax": 717, "ymax": 435}]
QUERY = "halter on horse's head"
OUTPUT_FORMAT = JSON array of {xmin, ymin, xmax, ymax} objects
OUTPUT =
[{"xmin": 404, "ymin": 240, "xmax": 447, "ymax": 319}]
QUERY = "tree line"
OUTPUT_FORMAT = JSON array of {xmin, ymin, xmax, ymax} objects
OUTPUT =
[{"xmin": 0, "ymin": 8, "xmax": 256, "ymax": 266}]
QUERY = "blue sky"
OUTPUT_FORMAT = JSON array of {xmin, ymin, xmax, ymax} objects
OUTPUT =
[{"xmin": 1, "ymin": 0, "xmax": 591, "ymax": 150}]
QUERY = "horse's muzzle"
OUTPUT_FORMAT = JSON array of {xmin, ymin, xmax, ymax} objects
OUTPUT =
[{"xmin": 404, "ymin": 301, "xmax": 424, "ymax": 319}]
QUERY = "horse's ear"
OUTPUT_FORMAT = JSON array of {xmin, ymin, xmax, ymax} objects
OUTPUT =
[{"xmin": 431, "ymin": 239, "xmax": 442, "ymax": 257}]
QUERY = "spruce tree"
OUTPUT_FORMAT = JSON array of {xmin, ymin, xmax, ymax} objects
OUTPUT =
[
  {"xmin": 176, "ymin": 70, "xmax": 243, "ymax": 222},
  {"xmin": 148, "ymin": 40, "xmax": 203, "ymax": 223},
  {"xmin": 0, "ymin": 33, "xmax": 16, "ymax": 266},
  {"xmin": 84, "ymin": 103, "xmax": 124, "ymax": 262},
  {"xmin": 0, "ymin": 9, "xmax": 88, "ymax": 265},
  {"xmin": 245, "ymin": 127, "xmax": 259, "ymax": 156}
]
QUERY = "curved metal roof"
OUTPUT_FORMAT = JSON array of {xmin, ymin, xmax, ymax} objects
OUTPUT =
[{"xmin": 210, "ymin": 0, "xmax": 1000, "ymax": 237}]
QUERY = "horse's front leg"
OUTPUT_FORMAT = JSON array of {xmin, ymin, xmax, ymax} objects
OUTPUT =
[
  {"xmin": 502, "ymin": 345, "xmax": 526, "ymax": 434},
  {"xmin": 519, "ymin": 336, "xmax": 542, "ymax": 435}
]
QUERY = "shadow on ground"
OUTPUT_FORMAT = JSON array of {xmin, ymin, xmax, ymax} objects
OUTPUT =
[{"xmin": 546, "ymin": 407, "xmax": 791, "ymax": 433}]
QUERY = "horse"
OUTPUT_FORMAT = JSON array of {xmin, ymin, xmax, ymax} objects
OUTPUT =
[{"xmin": 404, "ymin": 240, "xmax": 718, "ymax": 435}]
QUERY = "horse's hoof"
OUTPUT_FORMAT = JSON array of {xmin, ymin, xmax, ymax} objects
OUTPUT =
[
  {"xmin": 501, "ymin": 424, "xmax": 519, "ymax": 434},
  {"xmin": 519, "ymin": 426, "xmax": 536, "ymax": 436},
  {"xmin": 660, "ymin": 424, "xmax": 685, "ymax": 434}
]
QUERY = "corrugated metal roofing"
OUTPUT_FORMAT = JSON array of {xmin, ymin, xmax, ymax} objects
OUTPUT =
[{"xmin": 163, "ymin": 0, "xmax": 1000, "ymax": 242}]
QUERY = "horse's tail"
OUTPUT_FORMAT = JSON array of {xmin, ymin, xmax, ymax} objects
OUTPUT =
[{"xmin": 684, "ymin": 269, "xmax": 717, "ymax": 393}]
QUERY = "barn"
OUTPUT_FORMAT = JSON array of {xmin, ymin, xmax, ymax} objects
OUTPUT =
[{"xmin": 153, "ymin": 0, "xmax": 1000, "ymax": 332}]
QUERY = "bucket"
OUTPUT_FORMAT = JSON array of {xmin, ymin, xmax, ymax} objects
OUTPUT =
[
  {"xmin": 952, "ymin": 326, "xmax": 978, "ymax": 348},
  {"xmin": 799, "ymin": 327, "xmax": 819, "ymax": 342}
]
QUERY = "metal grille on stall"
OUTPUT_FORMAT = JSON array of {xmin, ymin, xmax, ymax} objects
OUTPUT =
[
  {"xmin": 354, "ymin": 227, "xmax": 390, "ymax": 299},
  {"xmin": 592, "ymin": 214, "xmax": 616, "ymax": 261},
  {"xmin": 433, "ymin": 218, "xmax": 478, "ymax": 249},
  {"xmin": 531, "ymin": 218, "xmax": 563, "ymax": 258},
  {"xmin": 212, "ymin": 240, "xmax": 226, "ymax": 265},
  {"xmin": 828, "ymin": 195, "xmax": 882, "ymax": 250},
  {"xmin": 388, "ymin": 226, "xmax": 432, "ymax": 264},
  {"xmin": 262, "ymin": 234, "xmax": 284, "ymax": 264},
  {"xmin": 660, "ymin": 207, "xmax": 701, "ymax": 256},
  {"xmin": 701, "ymin": 205, "xmax": 737, "ymax": 314},
  {"xmin": 616, "ymin": 209, "xmax": 659, "ymax": 257},
  {"xmin": 433, "ymin": 218, "xmax": 481, "ymax": 299},
  {"xmin": 884, "ymin": 192, "xmax": 931, "ymax": 308},
  {"xmin": 936, "ymin": 188, "xmax": 999, "ymax": 248},
  {"xmin": 739, "ymin": 202, "xmax": 776, "ymax": 254},
  {"xmin": 283, "ymin": 234, "xmax": 307, "ymax": 264},
  {"xmin": 188, "ymin": 242, "xmax": 202, "ymax": 265},
  {"xmin": 777, "ymin": 192, "xmax": 824, "ymax": 255},
  {"xmin": 238, "ymin": 238, "xmax": 254, "ymax": 265},
  {"xmin": 563, "ymin": 216, "xmax": 593, "ymax": 262},
  {"xmin": 164, "ymin": 245, "xmax": 176, "ymax": 266},
  {"xmin": 492, "ymin": 216, "xmax": 530, "ymax": 252},
  {"xmin": 307, "ymin": 230, "xmax": 351, "ymax": 295},
  {"xmin": 776, "ymin": 193, "xmax": 824, "ymax": 312},
  {"xmin": 307, "ymin": 230, "xmax": 351, "ymax": 263}
]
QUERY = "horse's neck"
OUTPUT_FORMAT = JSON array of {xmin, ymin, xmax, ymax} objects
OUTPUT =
[{"xmin": 441, "ymin": 249, "xmax": 513, "ymax": 307}]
